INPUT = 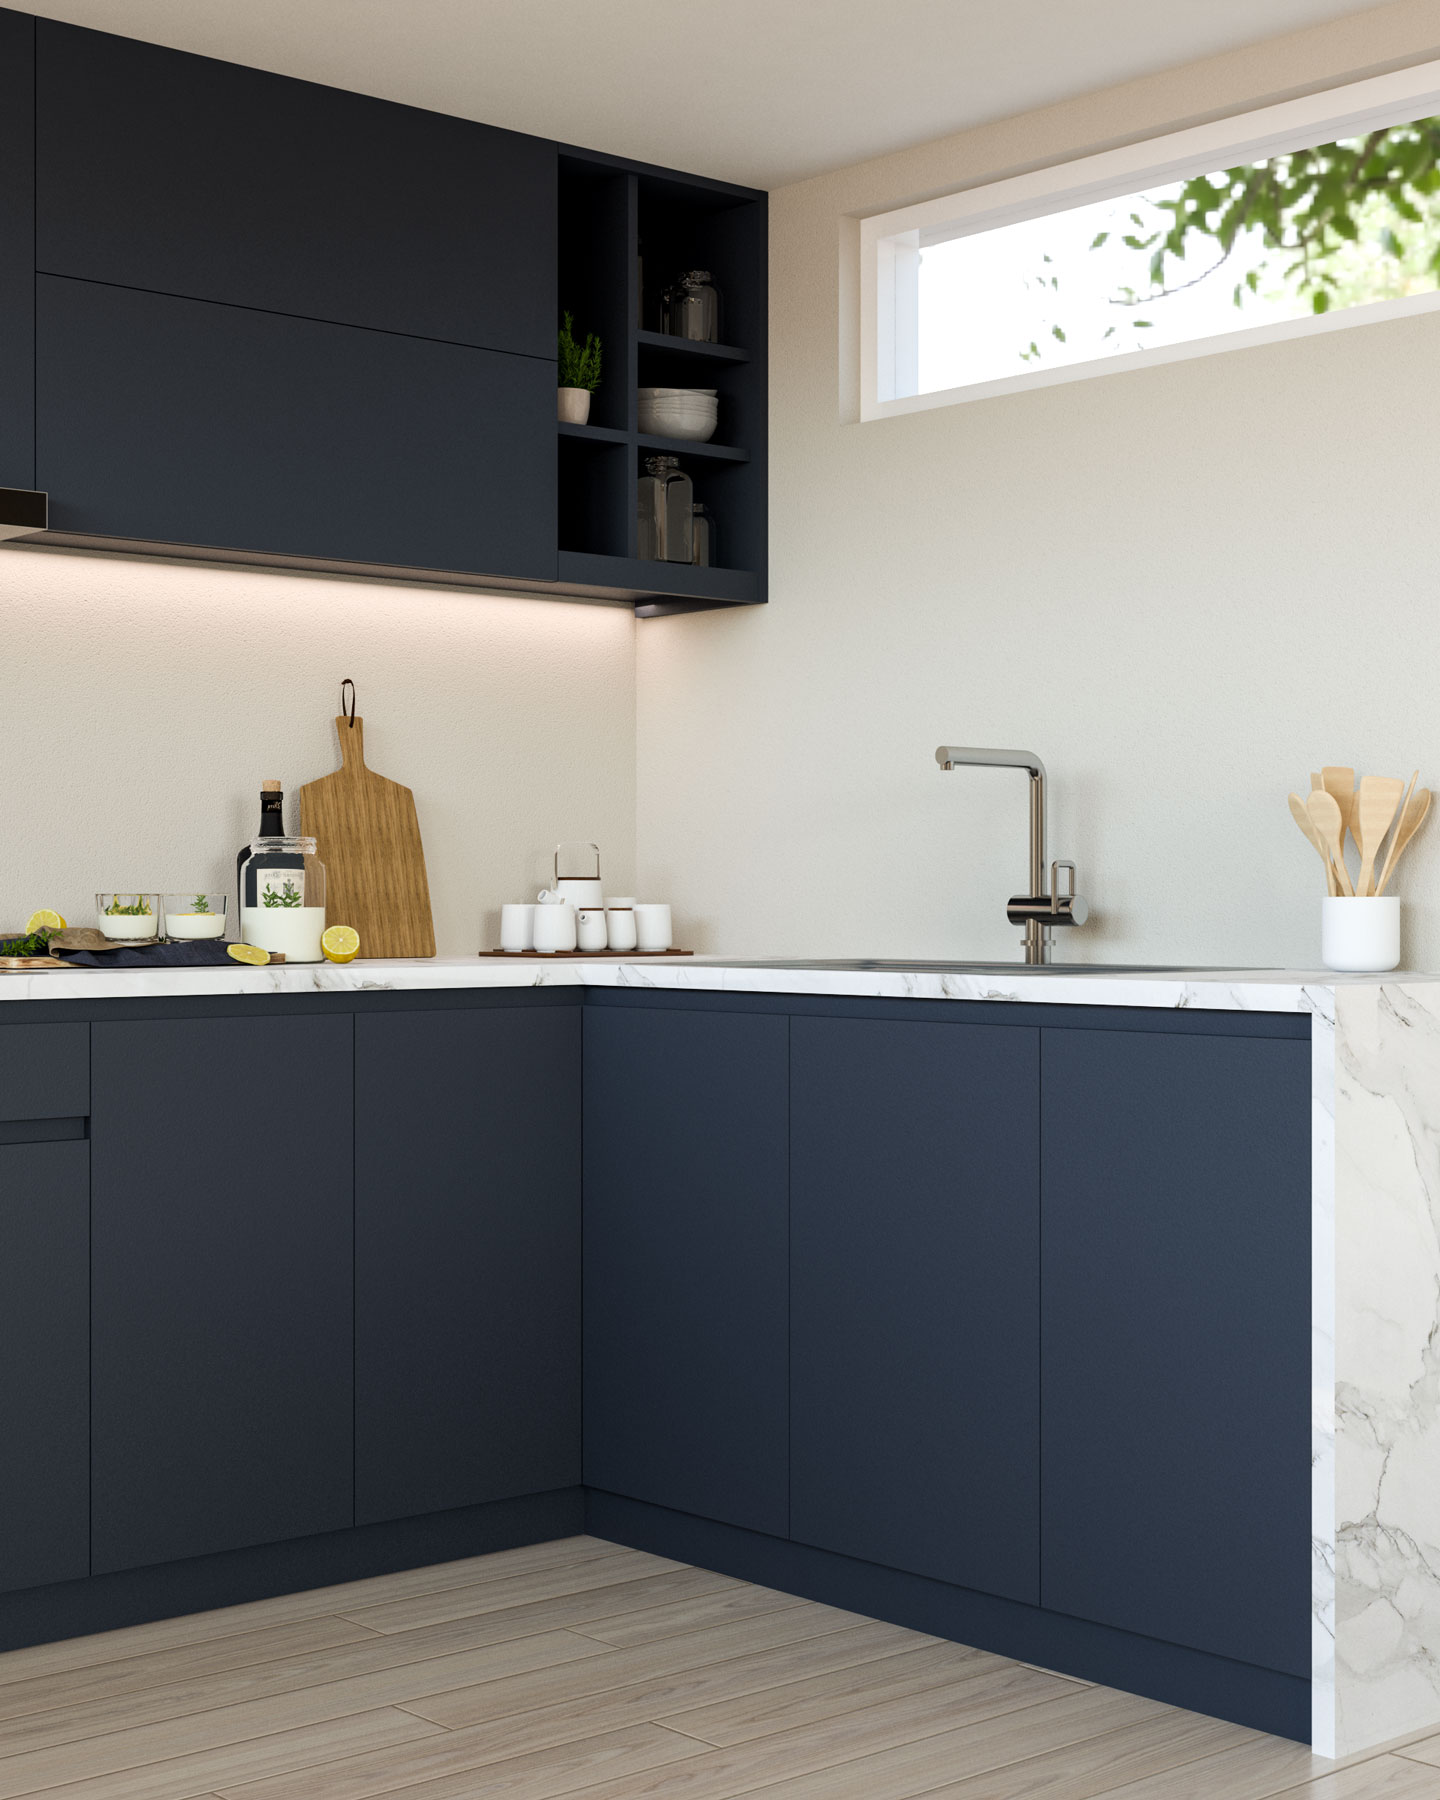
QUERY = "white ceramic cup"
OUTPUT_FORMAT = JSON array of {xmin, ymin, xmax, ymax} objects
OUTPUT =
[
  {"xmin": 634, "ymin": 902, "xmax": 672, "ymax": 953},
  {"xmin": 532, "ymin": 898, "xmax": 577, "ymax": 954},
  {"xmin": 1322, "ymin": 895, "xmax": 1400, "ymax": 972},
  {"xmin": 500, "ymin": 902, "xmax": 535, "ymax": 952},
  {"xmin": 576, "ymin": 907, "xmax": 608, "ymax": 952},
  {"xmin": 605, "ymin": 900, "xmax": 637, "ymax": 953}
]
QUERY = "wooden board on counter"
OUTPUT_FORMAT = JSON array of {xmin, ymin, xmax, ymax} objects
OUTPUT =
[{"xmin": 298, "ymin": 710, "xmax": 435, "ymax": 960}]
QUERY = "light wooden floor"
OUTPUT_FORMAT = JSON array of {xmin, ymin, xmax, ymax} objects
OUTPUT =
[{"xmin": 0, "ymin": 1536, "xmax": 1436, "ymax": 1800}]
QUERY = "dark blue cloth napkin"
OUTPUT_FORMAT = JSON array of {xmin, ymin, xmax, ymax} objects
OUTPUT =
[{"xmin": 57, "ymin": 943, "xmax": 240, "ymax": 969}]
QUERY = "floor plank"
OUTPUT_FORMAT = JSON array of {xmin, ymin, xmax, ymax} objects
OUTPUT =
[
  {"xmin": 334, "ymin": 1549, "xmax": 687, "ymax": 1634},
  {"xmin": 573, "ymin": 1583, "xmax": 806, "ymax": 1648},
  {"xmin": 0, "ymin": 1537, "xmax": 618, "ymax": 1688},
  {"xmin": 402, "ymin": 1606, "xmax": 920, "ymax": 1730},
  {"xmin": 218, "ymin": 1623, "xmax": 945, "ymax": 1800},
  {"xmin": 0, "ymin": 1632, "xmax": 604, "ymax": 1798},
  {"xmin": 0, "ymin": 1709, "xmax": 445, "ymax": 1800},
  {"xmin": 1265, "ymin": 1754, "xmax": 1440, "ymax": 1797},
  {"xmin": 543, "ymin": 1684, "xmax": 1170, "ymax": 1800}
]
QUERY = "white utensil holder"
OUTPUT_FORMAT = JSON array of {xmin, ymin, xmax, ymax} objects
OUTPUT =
[{"xmin": 1322, "ymin": 896, "xmax": 1400, "ymax": 972}]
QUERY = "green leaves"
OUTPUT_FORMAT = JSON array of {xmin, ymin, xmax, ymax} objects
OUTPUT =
[{"xmin": 557, "ymin": 310, "xmax": 602, "ymax": 391}]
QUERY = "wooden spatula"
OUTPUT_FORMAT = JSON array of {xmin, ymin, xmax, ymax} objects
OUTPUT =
[
  {"xmin": 1376, "ymin": 782, "xmax": 1431, "ymax": 896},
  {"xmin": 1290, "ymin": 793, "xmax": 1337, "ymax": 893},
  {"xmin": 1354, "ymin": 775, "xmax": 1405, "ymax": 897},
  {"xmin": 1322, "ymin": 766, "xmax": 1356, "ymax": 862},
  {"xmin": 1307, "ymin": 789, "xmax": 1354, "ymax": 896}
]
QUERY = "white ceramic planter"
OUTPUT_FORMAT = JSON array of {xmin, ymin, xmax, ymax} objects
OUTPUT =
[
  {"xmin": 557, "ymin": 387, "xmax": 591, "ymax": 425},
  {"xmin": 1322, "ymin": 895, "xmax": 1400, "ymax": 971}
]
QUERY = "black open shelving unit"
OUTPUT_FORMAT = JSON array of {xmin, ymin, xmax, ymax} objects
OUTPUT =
[{"xmin": 557, "ymin": 147, "xmax": 767, "ymax": 617}]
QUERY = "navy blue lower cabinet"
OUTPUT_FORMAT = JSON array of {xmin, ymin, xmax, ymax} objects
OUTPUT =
[
  {"xmin": 355, "ymin": 1006, "xmax": 581, "ymax": 1525},
  {"xmin": 0, "ymin": 1141, "xmax": 89, "ymax": 1594},
  {"xmin": 582, "ymin": 1003, "xmax": 789, "ymax": 1536},
  {"xmin": 36, "ymin": 274, "xmax": 557, "ymax": 581},
  {"xmin": 90, "ymin": 1017, "xmax": 355, "ymax": 1573},
  {"xmin": 1040, "ymin": 1024, "xmax": 1312, "ymax": 1677},
  {"xmin": 789, "ymin": 1015, "xmax": 1041, "ymax": 1603}
]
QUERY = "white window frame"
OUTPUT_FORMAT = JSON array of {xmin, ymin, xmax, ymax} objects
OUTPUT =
[{"xmin": 860, "ymin": 59, "xmax": 1440, "ymax": 421}]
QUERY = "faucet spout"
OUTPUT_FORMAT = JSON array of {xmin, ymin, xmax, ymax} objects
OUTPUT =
[{"xmin": 934, "ymin": 745, "xmax": 1084, "ymax": 966}]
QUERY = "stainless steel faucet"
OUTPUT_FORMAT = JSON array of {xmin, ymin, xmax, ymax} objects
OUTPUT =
[{"xmin": 934, "ymin": 746, "xmax": 1088, "ymax": 965}]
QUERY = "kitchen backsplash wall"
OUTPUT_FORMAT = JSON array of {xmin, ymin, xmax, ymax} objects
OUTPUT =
[
  {"xmin": 0, "ymin": 547, "xmax": 636, "ymax": 953},
  {"xmin": 636, "ymin": 0, "xmax": 1440, "ymax": 969}
]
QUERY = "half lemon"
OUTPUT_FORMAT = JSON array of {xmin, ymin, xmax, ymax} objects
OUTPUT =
[
  {"xmin": 228, "ymin": 943, "xmax": 270, "ymax": 966},
  {"xmin": 26, "ymin": 909, "xmax": 66, "ymax": 933},
  {"xmin": 322, "ymin": 925, "xmax": 360, "ymax": 964}
]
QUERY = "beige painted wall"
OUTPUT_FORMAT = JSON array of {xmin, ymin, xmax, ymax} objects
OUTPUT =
[
  {"xmin": 637, "ymin": 0, "xmax": 1440, "ymax": 968},
  {"xmin": 0, "ymin": 547, "xmax": 636, "ymax": 953}
]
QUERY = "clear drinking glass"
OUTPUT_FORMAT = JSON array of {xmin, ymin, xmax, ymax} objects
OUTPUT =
[
  {"xmin": 96, "ymin": 893, "xmax": 161, "ymax": 940},
  {"xmin": 163, "ymin": 893, "xmax": 228, "ymax": 940},
  {"xmin": 238, "ymin": 836, "xmax": 328, "ymax": 962},
  {"xmin": 637, "ymin": 455, "xmax": 694, "ymax": 563}
]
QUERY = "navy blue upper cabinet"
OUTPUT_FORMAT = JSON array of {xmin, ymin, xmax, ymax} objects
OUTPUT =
[
  {"xmin": 355, "ymin": 1007, "xmax": 581, "ymax": 1527},
  {"xmin": 37, "ymin": 276, "xmax": 556, "ymax": 579},
  {"xmin": 0, "ymin": 8, "xmax": 34, "ymax": 488},
  {"xmin": 790, "ymin": 1015, "xmax": 1041, "ymax": 1604},
  {"xmin": 0, "ymin": 1142, "xmax": 89, "ymax": 1595},
  {"xmin": 90, "ymin": 1017, "xmax": 354, "ymax": 1573},
  {"xmin": 36, "ymin": 20, "xmax": 556, "ymax": 358},
  {"xmin": 582, "ymin": 1003, "xmax": 789, "ymax": 1537},
  {"xmin": 1041, "ymin": 1024, "xmax": 1312, "ymax": 1677}
]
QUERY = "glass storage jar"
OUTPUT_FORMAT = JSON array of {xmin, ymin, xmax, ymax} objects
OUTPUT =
[
  {"xmin": 691, "ymin": 501, "xmax": 718, "ymax": 567},
  {"xmin": 637, "ymin": 455, "xmax": 694, "ymax": 563},
  {"xmin": 239, "ymin": 835, "xmax": 327, "ymax": 962},
  {"xmin": 665, "ymin": 270, "xmax": 720, "ymax": 343}
]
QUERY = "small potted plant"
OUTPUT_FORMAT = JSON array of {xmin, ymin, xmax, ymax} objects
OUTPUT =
[{"xmin": 557, "ymin": 311, "xmax": 601, "ymax": 425}]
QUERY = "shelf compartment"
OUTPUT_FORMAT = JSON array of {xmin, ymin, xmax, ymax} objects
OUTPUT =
[
  {"xmin": 637, "ymin": 433, "xmax": 749, "ymax": 463},
  {"xmin": 558, "ymin": 435, "xmax": 631, "ymax": 560},
  {"xmin": 636, "ymin": 329, "xmax": 748, "ymax": 364}
]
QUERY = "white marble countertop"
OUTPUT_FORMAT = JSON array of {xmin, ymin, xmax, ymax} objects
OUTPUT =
[{"xmin": 1, "ymin": 952, "xmax": 1434, "ymax": 1010}]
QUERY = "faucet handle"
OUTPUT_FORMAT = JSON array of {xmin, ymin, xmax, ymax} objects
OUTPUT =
[{"xmin": 1049, "ymin": 861, "xmax": 1089, "ymax": 926}]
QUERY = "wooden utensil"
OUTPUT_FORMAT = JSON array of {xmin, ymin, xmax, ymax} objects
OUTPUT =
[
  {"xmin": 1289, "ymin": 793, "xmax": 1337, "ymax": 894},
  {"xmin": 1354, "ymin": 774, "xmax": 1405, "ymax": 897},
  {"xmin": 1376, "ymin": 783, "xmax": 1432, "ymax": 896},
  {"xmin": 1307, "ymin": 789, "xmax": 1354, "ymax": 896},
  {"xmin": 297, "ymin": 683, "xmax": 436, "ymax": 959},
  {"xmin": 1322, "ymin": 766, "xmax": 1357, "ymax": 862}
]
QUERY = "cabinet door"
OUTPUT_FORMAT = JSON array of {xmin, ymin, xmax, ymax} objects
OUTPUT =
[
  {"xmin": 355, "ymin": 1007, "xmax": 580, "ymax": 1525},
  {"xmin": 36, "ymin": 275, "xmax": 557, "ymax": 581},
  {"xmin": 790, "ymin": 1015, "xmax": 1041, "ymax": 1603},
  {"xmin": 0, "ymin": 7, "xmax": 33, "ymax": 488},
  {"xmin": 0, "ymin": 1141, "xmax": 89, "ymax": 1593},
  {"xmin": 1041, "ymin": 1025, "xmax": 1311, "ymax": 1676},
  {"xmin": 583, "ymin": 1004, "xmax": 789, "ymax": 1536},
  {"xmin": 91, "ymin": 1017, "xmax": 353, "ymax": 1573},
  {"xmin": 37, "ymin": 20, "xmax": 556, "ymax": 357}
]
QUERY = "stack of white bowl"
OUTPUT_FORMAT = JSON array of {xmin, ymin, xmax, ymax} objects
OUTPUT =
[{"xmin": 638, "ymin": 387, "xmax": 719, "ymax": 442}]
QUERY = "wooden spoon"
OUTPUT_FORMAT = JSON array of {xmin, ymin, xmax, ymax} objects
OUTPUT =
[
  {"xmin": 1376, "ymin": 783, "xmax": 1431, "ymax": 896},
  {"xmin": 1307, "ymin": 789, "xmax": 1354, "ymax": 896},
  {"xmin": 1355, "ymin": 775, "xmax": 1405, "ymax": 897},
  {"xmin": 1322, "ymin": 766, "xmax": 1357, "ymax": 861},
  {"xmin": 1290, "ymin": 793, "xmax": 1338, "ymax": 893}
]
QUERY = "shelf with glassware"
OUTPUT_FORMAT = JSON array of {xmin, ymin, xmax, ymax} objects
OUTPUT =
[{"xmin": 555, "ymin": 148, "xmax": 766, "ymax": 616}]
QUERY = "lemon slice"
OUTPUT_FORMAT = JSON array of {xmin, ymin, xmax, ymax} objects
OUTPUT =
[
  {"xmin": 26, "ymin": 909, "xmax": 65, "ymax": 933},
  {"xmin": 322, "ymin": 925, "xmax": 360, "ymax": 964},
  {"xmin": 228, "ymin": 943, "xmax": 270, "ymax": 966}
]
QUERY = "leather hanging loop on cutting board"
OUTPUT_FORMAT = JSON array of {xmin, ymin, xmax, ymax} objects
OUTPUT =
[{"xmin": 297, "ymin": 686, "xmax": 436, "ymax": 959}]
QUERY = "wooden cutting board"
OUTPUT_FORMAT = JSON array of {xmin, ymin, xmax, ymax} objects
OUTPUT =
[{"xmin": 297, "ymin": 711, "xmax": 435, "ymax": 958}]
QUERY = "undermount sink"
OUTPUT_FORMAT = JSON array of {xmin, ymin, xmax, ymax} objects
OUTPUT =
[{"xmin": 715, "ymin": 959, "xmax": 1256, "ymax": 975}]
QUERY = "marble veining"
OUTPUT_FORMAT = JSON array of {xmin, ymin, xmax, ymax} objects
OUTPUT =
[{"xmin": 4, "ymin": 952, "xmax": 1439, "ymax": 1758}]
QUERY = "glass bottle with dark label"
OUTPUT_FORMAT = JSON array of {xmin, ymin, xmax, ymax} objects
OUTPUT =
[{"xmin": 237, "ymin": 781, "xmax": 284, "ymax": 922}]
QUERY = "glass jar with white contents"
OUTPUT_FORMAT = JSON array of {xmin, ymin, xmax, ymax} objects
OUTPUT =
[{"xmin": 238, "ymin": 836, "xmax": 327, "ymax": 962}]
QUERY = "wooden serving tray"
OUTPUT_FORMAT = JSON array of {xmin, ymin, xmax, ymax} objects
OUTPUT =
[
  {"xmin": 480, "ymin": 949, "xmax": 694, "ymax": 959},
  {"xmin": 0, "ymin": 956, "xmax": 70, "ymax": 972}
]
